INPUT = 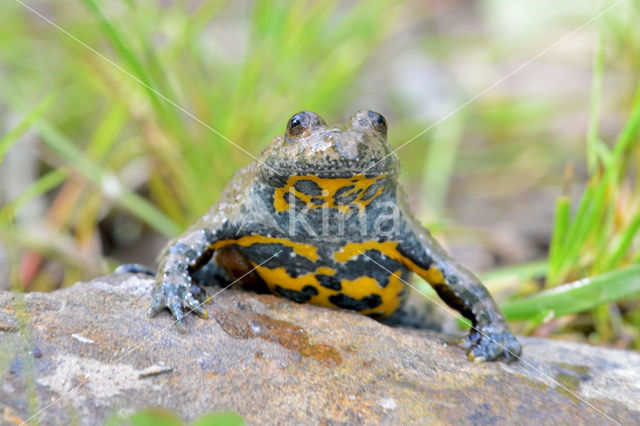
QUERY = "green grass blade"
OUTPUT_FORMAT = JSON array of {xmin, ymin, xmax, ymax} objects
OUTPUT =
[
  {"xmin": 555, "ymin": 178, "xmax": 608, "ymax": 283},
  {"xmin": 421, "ymin": 114, "xmax": 464, "ymax": 214},
  {"xmin": 549, "ymin": 183, "xmax": 594, "ymax": 284},
  {"xmin": 605, "ymin": 211, "xmax": 640, "ymax": 269},
  {"xmin": 0, "ymin": 169, "xmax": 66, "ymax": 224},
  {"xmin": 609, "ymin": 82, "xmax": 640, "ymax": 181},
  {"xmin": 587, "ymin": 31, "xmax": 604, "ymax": 173},
  {"xmin": 34, "ymin": 120, "xmax": 181, "ymax": 237},
  {"xmin": 567, "ymin": 176, "xmax": 608, "ymax": 257},
  {"xmin": 480, "ymin": 259, "xmax": 548, "ymax": 284},
  {"xmin": 81, "ymin": 0, "xmax": 154, "ymax": 87},
  {"xmin": 592, "ymin": 195, "xmax": 617, "ymax": 273},
  {"xmin": 502, "ymin": 264, "xmax": 640, "ymax": 321},
  {"xmin": 81, "ymin": 0, "xmax": 182, "ymax": 133},
  {"xmin": 86, "ymin": 103, "xmax": 128, "ymax": 162},
  {"xmin": 547, "ymin": 195, "xmax": 570, "ymax": 280},
  {"xmin": 0, "ymin": 93, "xmax": 56, "ymax": 161}
]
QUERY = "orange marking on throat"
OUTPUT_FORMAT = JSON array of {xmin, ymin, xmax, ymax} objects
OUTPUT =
[{"xmin": 273, "ymin": 174, "xmax": 387, "ymax": 213}]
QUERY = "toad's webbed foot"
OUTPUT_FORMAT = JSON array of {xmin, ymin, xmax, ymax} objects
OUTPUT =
[
  {"xmin": 115, "ymin": 263, "xmax": 208, "ymax": 331},
  {"xmin": 148, "ymin": 281, "xmax": 209, "ymax": 333},
  {"xmin": 461, "ymin": 326, "xmax": 522, "ymax": 362}
]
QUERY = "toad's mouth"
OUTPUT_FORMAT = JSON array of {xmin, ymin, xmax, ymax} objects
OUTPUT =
[
  {"xmin": 262, "ymin": 159, "xmax": 397, "ymax": 179},
  {"xmin": 277, "ymin": 168, "xmax": 393, "ymax": 179}
]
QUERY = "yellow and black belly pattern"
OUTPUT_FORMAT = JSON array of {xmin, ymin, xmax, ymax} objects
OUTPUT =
[
  {"xmin": 206, "ymin": 174, "xmax": 448, "ymax": 318},
  {"xmin": 212, "ymin": 236, "xmax": 423, "ymax": 318}
]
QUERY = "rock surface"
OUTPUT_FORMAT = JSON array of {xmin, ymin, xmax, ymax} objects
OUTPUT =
[{"xmin": 1, "ymin": 275, "xmax": 639, "ymax": 425}]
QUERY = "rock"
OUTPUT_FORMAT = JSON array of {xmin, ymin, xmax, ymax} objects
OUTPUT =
[{"xmin": 1, "ymin": 275, "xmax": 639, "ymax": 425}]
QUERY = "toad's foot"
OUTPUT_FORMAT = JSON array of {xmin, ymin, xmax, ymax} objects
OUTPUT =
[
  {"xmin": 461, "ymin": 327, "xmax": 522, "ymax": 362},
  {"xmin": 148, "ymin": 282, "xmax": 209, "ymax": 333}
]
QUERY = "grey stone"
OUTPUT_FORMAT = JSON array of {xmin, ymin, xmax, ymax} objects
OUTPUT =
[{"xmin": 1, "ymin": 274, "xmax": 639, "ymax": 425}]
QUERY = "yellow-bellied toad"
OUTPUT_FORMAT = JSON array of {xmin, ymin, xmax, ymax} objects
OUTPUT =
[{"xmin": 119, "ymin": 111, "xmax": 522, "ymax": 362}]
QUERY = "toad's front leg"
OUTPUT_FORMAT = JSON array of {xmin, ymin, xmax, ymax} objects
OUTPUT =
[
  {"xmin": 150, "ymin": 201, "xmax": 251, "ymax": 332},
  {"xmin": 149, "ymin": 228, "xmax": 222, "ymax": 332},
  {"xmin": 150, "ymin": 166, "xmax": 266, "ymax": 331},
  {"xmin": 398, "ymin": 221, "xmax": 522, "ymax": 362}
]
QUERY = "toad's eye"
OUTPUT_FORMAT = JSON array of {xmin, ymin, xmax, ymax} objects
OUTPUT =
[
  {"xmin": 286, "ymin": 112, "xmax": 311, "ymax": 137},
  {"xmin": 367, "ymin": 111, "xmax": 387, "ymax": 135}
]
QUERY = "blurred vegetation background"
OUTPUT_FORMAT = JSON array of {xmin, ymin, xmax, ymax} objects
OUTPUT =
[{"xmin": 1, "ymin": 0, "xmax": 640, "ymax": 350}]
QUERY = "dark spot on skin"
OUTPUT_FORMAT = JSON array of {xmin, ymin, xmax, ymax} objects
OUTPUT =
[
  {"xmin": 170, "ymin": 262, "xmax": 188, "ymax": 275},
  {"xmin": 334, "ymin": 185, "xmax": 354, "ymax": 196},
  {"xmin": 329, "ymin": 293, "xmax": 382, "ymax": 310},
  {"xmin": 310, "ymin": 197, "xmax": 324, "ymax": 205},
  {"xmin": 275, "ymin": 285, "xmax": 318, "ymax": 303},
  {"xmin": 360, "ymin": 180, "xmax": 384, "ymax": 201},
  {"xmin": 284, "ymin": 190, "xmax": 307, "ymax": 210},
  {"xmin": 288, "ymin": 269, "xmax": 300, "ymax": 278},
  {"xmin": 333, "ymin": 185, "xmax": 361, "ymax": 205},
  {"xmin": 294, "ymin": 179, "xmax": 322, "ymax": 196},
  {"xmin": 267, "ymin": 174, "xmax": 289, "ymax": 189},
  {"xmin": 203, "ymin": 229, "xmax": 216, "ymax": 242},
  {"xmin": 341, "ymin": 249, "xmax": 401, "ymax": 288},
  {"xmin": 238, "ymin": 244, "xmax": 316, "ymax": 277},
  {"xmin": 316, "ymin": 274, "xmax": 341, "ymax": 290},
  {"xmin": 397, "ymin": 243, "xmax": 432, "ymax": 271}
]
